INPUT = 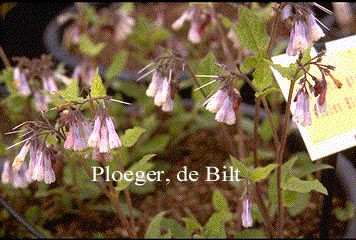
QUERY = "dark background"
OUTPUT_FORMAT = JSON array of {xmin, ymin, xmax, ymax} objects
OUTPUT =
[
  {"xmin": 0, "ymin": 2, "xmax": 339, "ymax": 70},
  {"xmin": 0, "ymin": 3, "xmax": 72, "ymax": 70}
]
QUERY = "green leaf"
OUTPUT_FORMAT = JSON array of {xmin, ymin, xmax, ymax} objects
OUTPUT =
[
  {"xmin": 230, "ymin": 155, "xmax": 249, "ymax": 178},
  {"xmin": 138, "ymin": 134, "xmax": 170, "ymax": 156},
  {"xmin": 295, "ymin": 163, "xmax": 334, "ymax": 178},
  {"xmin": 271, "ymin": 62, "xmax": 298, "ymax": 81},
  {"xmin": 83, "ymin": 3, "xmax": 97, "ymax": 25},
  {"xmin": 115, "ymin": 154, "xmax": 156, "ymax": 191},
  {"xmin": 235, "ymin": 5, "xmax": 269, "ymax": 54},
  {"xmin": 335, "ymin": 201, "xmax": 355, "ymax": 222},
  {"xmin": 256, "ymin": 149, "xmax": 276, "ymax": 161},
  {"xmin": 250, "ymin": 164, "xmax": 277, "ymax": 182},
  {"xmin": 129, "ymin": 178, "xmax": 156, "ymax": 195},
  {"xmin": 255, "ymin": 87, "xmax": 280, "ymax": 97},
  {"xmin": 121, "ymin": 127, "xmax": 146, "ymax": 148},
  {"xmin": 240, "ymin": 56, "xmax": 258, "ymax": 74},
  {"xmin": 145, "ymin": 211, "xmax": 167, "ymax": 238},
  {"xmin": 182, "ymin": 217, "xmax": 202, "ymax": 234},
  {"xmin": 130, "ymin": 16, "xmax": 170, "ymax": 51},
  {"xmin": 120, "ymin": 2, "xmax": 134, "ymax": 15},
  {"xmin": 105, "ymin": 51, "xmax": 128, "ymax": 81},
  {"xmin": 250, "ymin": 2, "xmax": 274, "ymax": 24},
  {"xmin": 251, "ymin": 202, "xmax": 268, "ymax": 223},
  {"xmin": 161, "ymin": 218, "xmax": 190, "ymax": 238},
  {"xmin": 235, "ymin": 229, "xmax": 266, "ymax": 238},
  {"xmin": 218, "ymin": 13, "xmax": 233, "ymax": 28},
  {"xmin": 90, "ymin": 68, "xmax": 106, "ymax": 98},
  {"xmin": 258, "ymin": 114, "xmax": 279, "ymax": 143},
  {"xmin": 252, "ymin": 58, "xmax": 273, "ymax": 93},
  {"xmin": 57, "ymin": 79, "xmax": 84, "ymax": 103},
  {"xmin": 79, "ymin": 34, "xmax": 105, "ymax": 57},
  {"xmin": 288, "ymin": 192, "xmax": 310, "ymax": 217},
  {"xmin": 212, "ymin": 189, "xmax": 229, "ymax": 211},
  {"xmin": 282, "ymin": 176, "xmax": 328, "ymax": 195},
  {"xmin": 0, "ymin": 68, "xmax": 15, "ymax": 93},
  {"xmin": 283, "ymin": 155, "xmax": 299, "ymax": 174},
  {"xmin": 283, "ymin": 190, "xmax": 297, "ymax": 207},
  {"xmin": 193, "ymin": 52, "xmax": 226, "ymax": 102},
  {"xmin": 204, "ymin": 210, "xmax": 232, "ymax": 238}
]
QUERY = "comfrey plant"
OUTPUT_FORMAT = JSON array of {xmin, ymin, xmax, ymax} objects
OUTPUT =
[
  {"xmin": 0, "ymin": 2, "xmax": 345, "ymax": 239},
  {"xmin": 1, "ymin": 64, "xmax": 145, "ymax": 237},
  {"xmin": 138, "ymin": 52, "xmax": 186, "ymax": 112},
  {"xmin": 11, "ymin": 55, "xmax": 70, "ymax": 112}
]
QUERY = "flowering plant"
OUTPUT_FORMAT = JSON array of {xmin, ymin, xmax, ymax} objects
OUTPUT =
[{"xmin": 0, "ymin": 2, "xmax": 352, "ymax": 239}]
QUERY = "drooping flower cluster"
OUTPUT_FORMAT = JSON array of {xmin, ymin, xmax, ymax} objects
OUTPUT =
[
  {"xmin": 204, "ymin": 80, "xmax": 242, "ymax": 125},
  {"xmin": 146, "ymin": 69, "xmax": 175, "ymax": 112},
  {"xmin": 7, "ymin": 119, "xmax": 62, "ymax": 185},
  {"xmin": 281, "ymin": 3, "xmax": 326, "ymax": 56},
  {"xmin": 60, "ymin": 110, "xmax": 93, "ymax": 152},
  {"xmin": 87, "ymin": 106, "xmax": 122, "ymax": 153},
  {"xmin": 1, "ymin": 159, "xmax": 32, "ymax": 188},
  {"xmin": 139, "ymin": 53, "xmax": 185, "ymax": 112},
  {"xmin": 171, "ymin": 4, "xmax": 213, "ymax": 44},
  {"xmin": 291, "ymin": 52, "xmax": 341, "ymax": 126},
  {"xmin": 12, "ymin": 55, "xmax": 70, "ymax": 112},
  {"xmin": 11, "ymin": 140, "xmax": 57, "ymax": 184},
  {"xmin": 241, "ymin": 192, "xmax": 253, "ymax": 228}
]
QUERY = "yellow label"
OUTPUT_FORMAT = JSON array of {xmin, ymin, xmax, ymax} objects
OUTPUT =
[
  {"xmin": 305, "ymin": 48, "xmax": 356, "ymax": 144},
  {"xmin": 272, "ymin": 34, "xmax": 356, "ymax": 160}
]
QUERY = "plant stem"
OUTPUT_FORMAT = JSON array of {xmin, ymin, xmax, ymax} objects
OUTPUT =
[
  {"xmin": 252, "ymin": 97, "xmax": 275, "ymax": 238},
  {"xmin": 236, "ymin": 107, "xmax": 245, "ymax": 160},
  {"xmin": 108, "ymin": 192, "xmax": 136, "ymax": 238},
  {"xmin": 117, "ymin": 151, "xmax": 137, "ymax": 238},
  {"xmin": 213, "ymin": 10, "xmax": 235, "ymax": 69},
  {"xmin": 276, "ymin": 75, "xmax": 297, "ymax": 237},
  {"xmin": 267, "ymin": 4, "xmax": 281, "ymax": 57},
  {"xmin": 0, "ymin": 46, "xmax": 11, "ymax": 68},
  {"xmin": 261, "ymin": 98, "xmax": 281, "ymax": 149},
  {"xmin": 78, "ymin": 156, "xmax": 110, "ymax": 197},
  {"xmin": 238, "ymin": 73, "xmax": 281, "ymax": 149},
  {"xmin": 78, "ymin": 156, "xmax": 134, "ymax": 237}
]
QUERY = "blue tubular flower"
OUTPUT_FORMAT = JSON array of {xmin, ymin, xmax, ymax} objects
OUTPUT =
[
  {"xmin": 286, "ymin": 20, "xmax": 309, "ymax": 56},
  {"xmin": 206, "ymin": 87, "xmax": 242, "ymax": 125},
  {"xmin": 283, "ymin": 3, "xmax": 326, "ymax": 56},
  {"xmin": 87, "ymin": 108, "xmax": 122, "ymax": 153},
  {"xmin": 292, "ymin": 89, "xmax": 312, "ymax": 126},
  {"xmin": 241, "ymin": 194, "xmax": 253, "ymax": 228}
]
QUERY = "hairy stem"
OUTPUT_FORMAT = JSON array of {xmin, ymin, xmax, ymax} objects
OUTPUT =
[
  {"xmin": 267, "ymin": 3, "xmax": 281, "ymax": 57},
  {"xmin": 236, "ymin": 107, "xmax": 245, "ymax": 160},
  {"xmin": 213, "ymin": 10, "xmax": 235, "ymax": 69},
  {"xmin": 276, "ymin": 75, "xmax": 297, "ymax": 237},
  {"xmin": 238, "ymin": 73, "xmax": 281, "ymax": 148},
  {"xmin": 78, "ymin": 156, "xmax": 110, "ymax": 197},
  {"xmin": 78, "ymin": 156, "xmax": 133, "ymax": 237},
  {"xmin": 117, "ymin": 152, "xmax": 137, "ymax": 238},
  {"xmin": 253, "ymin": 98, "xmax": 275, "ymax": 238}
]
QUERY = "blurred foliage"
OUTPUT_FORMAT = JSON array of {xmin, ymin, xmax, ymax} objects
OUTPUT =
[{"xmin": 0, "ymin": 2, "xmax": 16, "ymax": 19}]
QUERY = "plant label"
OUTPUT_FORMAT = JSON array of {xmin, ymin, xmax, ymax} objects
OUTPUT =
[{"xmin": 271, "ymin": 34, "xmax": 356, "ymax": 160}]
